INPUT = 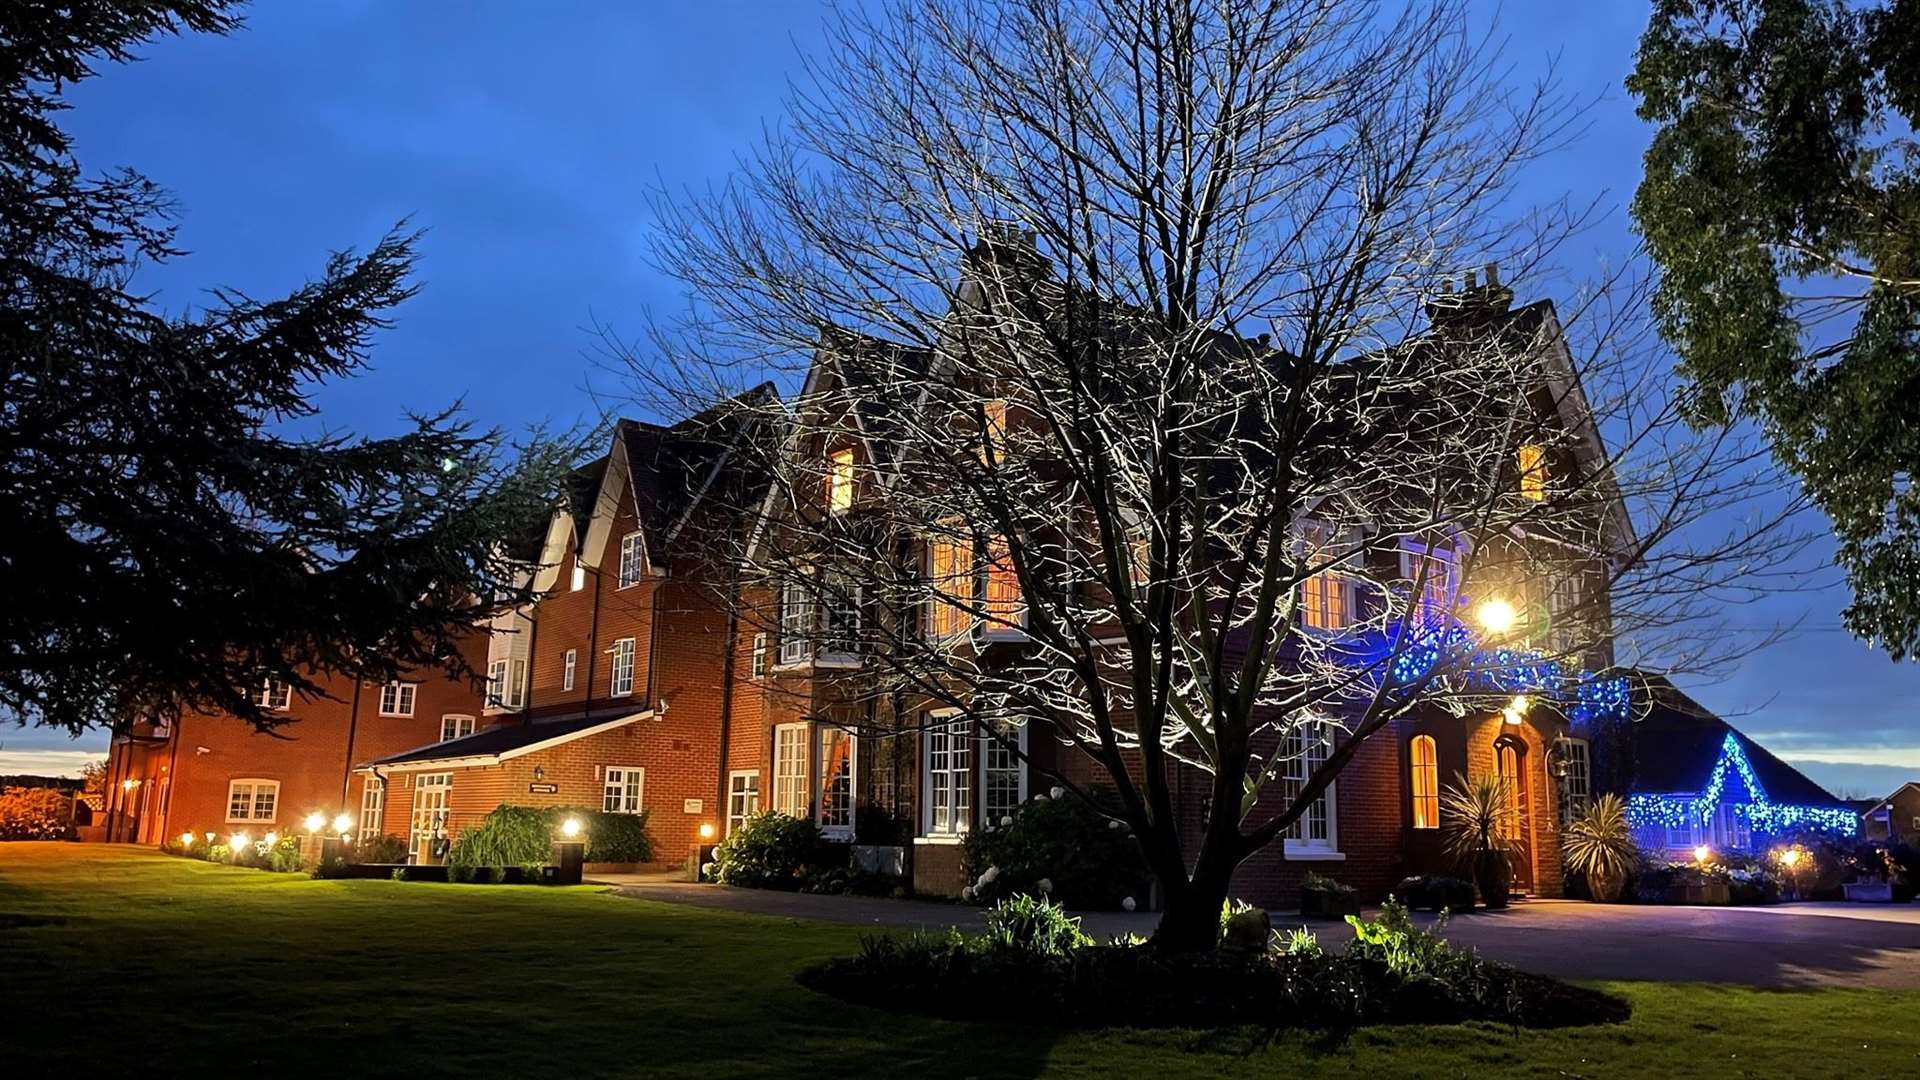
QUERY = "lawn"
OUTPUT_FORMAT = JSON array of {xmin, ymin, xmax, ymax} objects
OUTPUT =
[{"xmin": 3, "ymin": 845, "xmax": 1915, "ymax": 1079}]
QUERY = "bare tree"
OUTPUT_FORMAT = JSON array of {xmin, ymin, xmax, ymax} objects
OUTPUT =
[{"xmin": 627, "ymin": 0, "xmax": 1804, "ymax": 950}]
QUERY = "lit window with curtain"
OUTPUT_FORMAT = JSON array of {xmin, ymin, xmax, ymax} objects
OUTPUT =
[
  {"xmin": 827, "ymin": 446, "xmax": 856, "ymax": 514},
  {"xmin": 926, "ymin": 532, "xmax": 975, "ymax": 640},
  {"xmin": 1297, "ymin": 520, "xmax": 1351, "ymax": 630},
  {"xmin": 816, "ymin": 727, "xmax": 854, "ymax": 837},
  {"xmin": 1409, "ymin": 734, "xmax": 1439, "ymax": 829},
  {"xmin": 1516, "ymin": 444, "xmax": 1548, "ymax": 501},
  {"xmin": 982, "ymin": 535, "xmax": 1025, "ymax": 629}
]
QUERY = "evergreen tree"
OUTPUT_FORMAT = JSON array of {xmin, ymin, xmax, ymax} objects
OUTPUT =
[
  {"xmin": 1629, "ymin": 0, "xmax": 1920, "ymax": 655},
  {"xmin": 1, "ymin": 1, "xmax": 571, "ymax": 734}
]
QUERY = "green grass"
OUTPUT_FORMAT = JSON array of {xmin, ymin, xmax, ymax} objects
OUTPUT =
[{"xmin": 3, "ymin": 844, "xmax": 1916, "ymax": 1079}]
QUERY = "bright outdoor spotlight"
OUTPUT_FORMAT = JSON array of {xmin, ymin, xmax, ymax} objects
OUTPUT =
[
  {"xmin": 1693, "ymin": 844, "xmax": 1711, "ymax": 864},
  {"xmin": 1475, "ymin": 598, "xmax": 1518, "ymax": 634},
  {"xmin": 304, "ymin": 812, "xmax": 326, "ymax": 833},
  {"xmin": 263, "ymin": 832, "xmax": 278, "ymax": 846},
  {"xmin": 122, "ymin": 778, "xmax": 137, "ymax": 790},
  {"xmin": 1779, "ymin": 848, "xmax": 1802, "ymax": 869},
  {"xmin": 332, "ymin": 813, "xmax": 354, "ymax": 834},
  {"xmin": 560, "ymin": 817, "xmax": 582, "ymax": 839},
  {"xmin": 698, "ymin": 823, "xmax": 716, "ymax": 841},
  {"xmin": 1499, "ymin": 695, "xmax": 1531, "ymax": 726},
  {"xmin": 230, "ymin": 832, "xmax": 249, "ymax": 850},
  {"xmin": 179, "ymin": 832, "xmax": 195, "ymax": 847}
]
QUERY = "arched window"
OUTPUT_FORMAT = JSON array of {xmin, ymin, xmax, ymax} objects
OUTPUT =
[{"xmin": 1409, "ymin": 735, "xmax": 1439, "ymax": 829}]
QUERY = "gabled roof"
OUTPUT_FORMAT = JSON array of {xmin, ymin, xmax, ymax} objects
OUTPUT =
[
  {"xmin": 1627, "ymin": 673, "xmax": 1849, "ymax": 810},
  {"xmin": 358, "ymin": 710, "xmax": 653, "ymax": 772},
  {"xmin": 1860, "ymin": 782, "xmax": 1920, "ymax": 817}
]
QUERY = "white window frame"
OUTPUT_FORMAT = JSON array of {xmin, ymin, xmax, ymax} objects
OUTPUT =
[
  {"xmin": 378, "ymin": 681, "xmax": 417, "ymax": 718},
  {"xmin": 772, "ymin": 723, "xmax": 808, "ymax": 818},
  {"xmin": 1548, "ymin": 575, "xmax": 1581, "ymax": 654},
  {"xmin": 1281, "ymin": 720, "xmax": 1342, "ymax": 860},
  {"xmin": 603, "ymin": 766, "xmax": 645, "ymax": 815},
  {"xmin": 777, "ymin": 580, "xmax": 811, "ymax": 666},
  {"xmin": 818, "ymin": 572, "xmax": 862, "ymax": 662},
  {"xmin": 440, "ymin": 714, "xmax": 475, "ymax": 743},
  {"xmin": 920, "ymin": 713, "xmax": 972, "ymax": 841},
  {"xmin": 253, "ymin": 679, "xmax": 291, "ymax": 712},
  {"xmin": 562, "ymin": 649, "xmax": 577, "ymax": 692},
  {"xmin": 225, "ymin": 779, "xmax": 280, "ymax": 824},
  {"xmin": 1556, "ymin": 736, "xmax": 1591, "ymax": 829},
  {"xmin": 358, "ymin": 776, "xmax": 385, "ymax": 842},
  {"xmin": 816, "ymin": 725, "xmax": 856, "ymax": 840},
  {"xmin": 1400, "ymin": 539, "xmax": 1461, "ymax": 626},
  {"xmin": 750, "ymin": 633, "xmax": 768, "ymax": 678},
  {"xmin": 486, "ymin": 659, "xmax": 508, "ymax": 711},
  {"xmin": 409, "ymin": 773, "xmax": 452, "ymax": 863},
  {"xmin": 609, "ymin": 638, "xmax": 636, "ymax": 697},
  {"xmin": 980, "ymin": 718, "xmax": 1029, "ymax": 831},
  {"xmin": 726, "ymin": 770, "xmax": 761, "ymax": 835},
  {"xmin": 618, "ymin": 531, "xmax": 645, "ymax": 589},
  {"xmin": 1296, "ymin": 519, "xmax": 1355, "ymax": 632}
]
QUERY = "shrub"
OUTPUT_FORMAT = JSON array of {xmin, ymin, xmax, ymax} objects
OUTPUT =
[
  {"xmin": 0, "ymin": 787, "xmax": 75, "ymax": 840},
  {"xmin": 265, "ymin": 834, "xmax": 304, "ymax": 873},
  {"xmin": 1563, "ymin": 794, "xmax": 1636, "ymax": 901},
  {"xmin": 962, "ymin": 786, "xmax": 1148, "ymax": 909},
  {"xmin": 984, "ymin": 894, "xmax": 1092, "ymax": 959},
  {"xmin": 712, "ymin": 811, "xmax": 822, "ymax": 889},
  {"xmin": 353, "ymin": 833, "xmax": 409, "ymax": 864},
  {"xmin": 1344, "ymin": 897, "xmax": 1468, "ymax": 980},
  {"xmin": 447, "ymin": 805, "xmax": 553, "ymax": 873},
  {"xmin": 1281, "ymin": 925, "xmax": 1323, "ymax": 958},
  {"xmin": 581, "ymin": 810, "xmax": 654, "ymax": 864}
]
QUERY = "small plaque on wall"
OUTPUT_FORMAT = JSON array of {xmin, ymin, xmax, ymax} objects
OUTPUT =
[
  {"xmin": 528, "ymin": 782, "xmax": 559, "ymax": 794},
  {"xmin": 682, "ymin": 798, "xmax": 702, "ymax": 814}
]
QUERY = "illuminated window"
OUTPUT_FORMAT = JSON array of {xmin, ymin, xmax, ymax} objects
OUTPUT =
[
  {"xmin": 378, "ymin": 681, "xmax": 416, "ymax": 717},
  {"xmin": 1410, "ymin": 735, "xmax": 1439, "ymax": 829},
  {"xmin": 827, "ymin": 447, "xmax": 856, "ymax": 514},
  {"xmin": 1496, "ymin": 743, "xmax": 1524, "ymax": 841},
  {"xmin": 609, "ymin": 638, "xmax": 636, "ymax": 697},
  {"xmin": 1517, "ymin": 444, "xmax": 1548, "ymax": 501},
  {"xmin": 926, "ymin": 532, "xmax": 976, "ymax": 640},
  {"xmin": 603, "ymin": 766, "xmax": 644, "ymax": 815},
  {"xmin": 1297, "ymin": 521, "xmax": 1351, "ymax": 630},
  {"xmin": 983, "ymin": 536, "xmax": 1025, "ymax": 630},
  {"xmin": 225, "ymin": 779, "xmax": 279, "ymax": 823},
  {"xmin": 923, "ymin": 716, "xmax": 972, "ymax": 837},
  {"xmin": 618, "ymin": 532, "xmax": 645, "ymax": 588},
  {"xmin": 979, "ymin": 398, "xmax": 1009, "ymax": 464},
  {"xmin": 772, "ymin": 724, "xmax": 808, "ymax": 817},
  {"xmin": 817, "ymin": 727, "xmax": 855, "ymax": 837}
]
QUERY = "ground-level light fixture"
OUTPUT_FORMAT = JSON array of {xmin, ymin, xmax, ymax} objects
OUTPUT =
[
  {"xmin": 1693, "ymin": 844, "xmax": 1712, "ymax": 864},
  {"xmin": 1777, "ymin": 847, "xmax": 1803, "ymax": 869},
  {"xmin": 332, "ymin": 813, "xmax": 354, "ymax": 835},
  {"xmin": 263, "ymin": 832, "xmax": 278, "ymax": 846},
  {"xmin": 179, "ymin": 832, "xmax": 195, "ymax": 847},
  {"xmin": 305, "ymin": 812, "xmax": 327, "ymax": 833},
  {"xmin": 230, "ymin": 832, "xmax": 250, "ymax": 850},
  {"xmin": 1475, "ymin": 598, "xmax": 1518, "ymax": 635},
  {"xmin": 698, "ymin": 823, "xmax": 716, "ymax": 841},
  {"xmin": 560, "ymin": 817, "xmax": 582, "ymax": 839}
]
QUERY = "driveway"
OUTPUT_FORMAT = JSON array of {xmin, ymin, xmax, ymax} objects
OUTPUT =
[{"xmin": 596, "ymin": 877, "xmax": 1920, "ymax": 989}]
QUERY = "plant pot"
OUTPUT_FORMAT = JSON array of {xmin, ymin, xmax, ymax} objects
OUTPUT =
[
  {"xmin": 1587, "ymin": 868, "xmax": 1627, "ymax": 903},
  {"xmin": 1473, "ymin": 849, "xmax": 1511, "ymax": 909},
  {"xmin": 1663, "ymin": 881, "xmax": 1730, "ymax": 905},
  {"xmin": 1300, "ymin": 887, "xmax": 1361, "ymax": 920}
]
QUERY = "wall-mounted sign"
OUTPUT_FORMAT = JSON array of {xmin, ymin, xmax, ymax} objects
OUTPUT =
[
  {"xmin": 682, "ymin": 798, "xmax": 703, "ymax": 814},
  {"xmin": 528, "ymin": 783, "xmax": 559, "ymax": 794}
]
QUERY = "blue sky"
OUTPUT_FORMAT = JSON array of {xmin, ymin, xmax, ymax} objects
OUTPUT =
[{"xmin": 6, "ymin": 2, "xmax": 1917, "ymax": 798}]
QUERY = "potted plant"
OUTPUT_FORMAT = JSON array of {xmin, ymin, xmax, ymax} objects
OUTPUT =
[
  {"xmin": 1562, "ymin": 793, "xmax": 1636, "ymax": 903},
  {"xmin": 1441, "ymin": 772, "xmax": 1516, "ymax": 909},
  {"xmin": 1299, "ymin": 871, "xmax": 1361, "ymax": 919}
]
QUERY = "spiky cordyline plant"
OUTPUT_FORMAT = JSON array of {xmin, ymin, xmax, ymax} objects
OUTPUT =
[
  {"xmin": 1562, "ymin": 793, "xmax": 1637, "ymax": 889},
  {"xmin": 1441, "ymin": 772, "xmax": 1518, "ymax": 861}
]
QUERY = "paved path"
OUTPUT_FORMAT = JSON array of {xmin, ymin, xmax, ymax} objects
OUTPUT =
[{"xmin": 595, "ymin": 877, "xmax": 1920, "ymax": 989}]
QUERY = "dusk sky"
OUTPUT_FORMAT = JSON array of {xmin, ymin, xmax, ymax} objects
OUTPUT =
[{"xmin": 7, "ymin": 1, "xmax": 1916, "ymax": 798}]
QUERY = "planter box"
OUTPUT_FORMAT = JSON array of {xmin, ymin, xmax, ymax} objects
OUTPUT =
[
  {"xmin": 852, "ymin": 844, "xmax": 906, "ymax": 877},
  {"xmin": 1300, "ymin": 888, "xmax": 1362, "ymax": 920},
  {"xmin": 1843, "ymin": 881, "xmax": 1894, "ymax": 903},
  {"xmin": 1663, "ymin": 881, "xmax": 1730, "ymax": 906}
]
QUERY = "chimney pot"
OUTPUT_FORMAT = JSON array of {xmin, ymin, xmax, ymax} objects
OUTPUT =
[
  {"xmin": 1484, "ymin": 262, "xmax": 1500, "ymax": 287},
  {"xmin": 1465, "ymin": 269, "xmax": 1479, "ymax": 290}
]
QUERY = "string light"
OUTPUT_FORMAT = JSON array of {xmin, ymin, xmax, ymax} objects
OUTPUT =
[{"xmin": 1625, "ymin": 732, "xmax": 1858, "ymax": 837}]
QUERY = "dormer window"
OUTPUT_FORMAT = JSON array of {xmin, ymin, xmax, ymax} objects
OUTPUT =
[
  {"xmin": 1517, "ymin": 444, "xmax": 1548, "ymax": 502},
  {"xmin": 827, "ymin": 447, "xmax": 856, "ymax": 515},
  {"xmin": 1297, "ymin": 520, "xmax": 1353, "ymax": 631},
  {"xmin": 618, "ymin": 532, "xmax": 644, "ymax": 588}
]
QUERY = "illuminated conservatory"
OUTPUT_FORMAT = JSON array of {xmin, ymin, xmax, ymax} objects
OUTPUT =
[{"xmin": 1624, "ymin": 674, "xmax": 1856, "ymax": 856}]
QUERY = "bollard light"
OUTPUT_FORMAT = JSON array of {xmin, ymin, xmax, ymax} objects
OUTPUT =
[
  {"xmin": 263, "ymin": 832, "xmax": 278, "ymax": 846},
  {"xmin": 698, "ymin": 822, "xmax": 716, "ymax": 841},
  {"xmin": 179, "ymin": 832, "xmax": 195, "ymax": 847},
  {"xmin": 305, "ymin": 812, "xmax": 327, "ymax": 833},
  {"xmin": 332, "ymin": 813, "xmax": 354, "ymax": 835},
  {"xmin": 560, "ymin": 817, "xmax": 582, "ymax": 839},
  {"xmin": 1693, "ymin": 844, "xmax": 1711, "ymax": 864}
]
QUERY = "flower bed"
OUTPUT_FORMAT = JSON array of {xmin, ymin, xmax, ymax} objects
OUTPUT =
[{"xmin": 800, "ymin": 896, "xmax": 1629, "ymax": 1032}]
